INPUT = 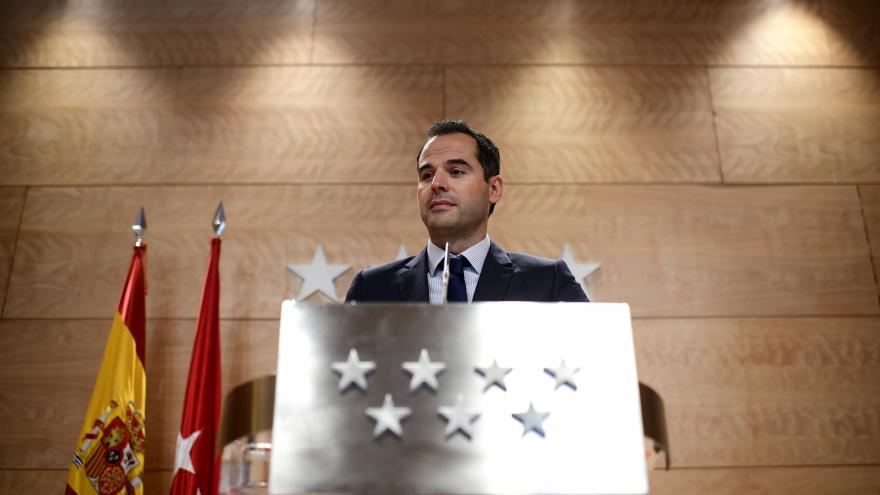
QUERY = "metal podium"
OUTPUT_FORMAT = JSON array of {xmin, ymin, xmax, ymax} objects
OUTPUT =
[{"xmin": 268, "ymin": 301, "xmax": 648, "ymax": 495}]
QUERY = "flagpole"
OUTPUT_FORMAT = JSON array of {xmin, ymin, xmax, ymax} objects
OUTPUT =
[{"xmin": 132, "ymin": 207, "xmax": 146, "ymax": 247}]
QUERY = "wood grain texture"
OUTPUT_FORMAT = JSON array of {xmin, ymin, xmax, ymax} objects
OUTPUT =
[
  {"xmin": 3, "ymin": 466, "xmax": 880, "ymax": 495},
  {"xmin": 0, "ymin": 66, "xmax": 443, "ymax": 186},
  {"xmin": 0, "ymin": 318, "xmax": 278, "ymax": 469},
  {"xmin": 0, "ymin": 188, "xmax": 25, "ymax": 313},
  {"xmin": 157, "ymin": 66, "xmax": 443, "ymax": 184},
  {"xmin": 634, "ymin": 317, "xmax": 880, "ymax": 467},
  {"xmin": 861, "ymin": 186, "xmax": 880, "ymax": 292},
  {"xmin": 821, "ymin": 0, "xmax": 880, "ymax": 66},
  {"xmin": 314, "ymin": 0, "xmax": 830, "ymax": 65},
  {"xmin": 0, "ymin": 0, "xmax": 314, "ymax": 67},
  {"xmin": 711, "ymin": 68, "xmax": 880, "ymax": 183},
  {"xmin": 446, "ymin": 66, "xmax": 720, "ymax": 183},
  {"xmin": 5, "ymin": 185, "xmax": 877, "ymax": 319},
  {"xmin": 0, "ymin": 69, "xmax": 178, "ymax": 186}
]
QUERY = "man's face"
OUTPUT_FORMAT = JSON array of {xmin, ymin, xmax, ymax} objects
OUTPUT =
[{"xmin": 417, "ymin": 133, "xmax": 502, "ymax": 242}]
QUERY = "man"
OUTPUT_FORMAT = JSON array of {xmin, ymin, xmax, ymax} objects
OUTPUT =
[{"xmin": 345, "ymin": 120, "xmax": 588, "ymax": 303}]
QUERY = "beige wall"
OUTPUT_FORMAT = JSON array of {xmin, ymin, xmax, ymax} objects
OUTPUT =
[{"xmin": 1, "ymin": 1, "xmax": 879, "ymax": 493}]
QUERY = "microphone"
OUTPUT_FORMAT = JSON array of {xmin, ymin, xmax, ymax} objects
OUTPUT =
[{"xmin": 440, "ymin": 242, "xmax": 450, "ymax": 304}]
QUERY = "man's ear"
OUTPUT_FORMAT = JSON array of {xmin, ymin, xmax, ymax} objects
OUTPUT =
[{"xmin": 488, "ymin": 175, "xmax": 503, "ymax": 204}]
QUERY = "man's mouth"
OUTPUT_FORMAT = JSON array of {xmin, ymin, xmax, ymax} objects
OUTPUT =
[{"xmin": 430, "ymin": 199, "xmax": 455, "ymax": 210}]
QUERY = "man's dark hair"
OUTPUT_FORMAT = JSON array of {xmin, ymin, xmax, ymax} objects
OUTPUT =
[{"xmin": 420, "ymin": 119, "xmax": 501, "ymax": 214}]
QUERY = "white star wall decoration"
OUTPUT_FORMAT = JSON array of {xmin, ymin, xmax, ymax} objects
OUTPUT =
[
  {"xmin": 561, "ymin": 243, "xmax": 601, "ymax": 301},
  {"xmin": 287, "ymin": 245, "xmax": 350, "ymax": 302}
]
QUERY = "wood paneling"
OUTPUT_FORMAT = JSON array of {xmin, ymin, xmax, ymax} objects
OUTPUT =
[
  {"xmin": 634, "ymin": 317, "xmax": 880, "ymax": 467},
  {"xmin": 0, "ymin": 67, "xmax": 443, "ymax": 186},
  {"xmin": 0, "ymin": 69, "xmax": 177, "ymax": 186},
  {"xmin": 861, "ymin": 186, "xmax": 880, "ymax": 291},
  {"xmin": 314, "ymin": 0, "xmax": 829, "ymax": 65},
  {"xmin": 0, "ymin": 188, "xmax": 25, "ymax": 312},
  {"xmin": 0, "ymin": 318, "xmax": 278, "ymax": 469},
  {"xmin": 0, "ymin": 0, "xmax": 314, "ymax": 67},
  {"xmin": 446, "ymin": 67, "xmax": 720, "ymax": 184},
  {"xmin": 5, "ymin": 185, "xmax": 876, "ymax": 319},
  {"xmin": 4, "ymin": 466, "xmax": 880, "ymax": 495},
  {"xmin": 711, "ymin": 68, "xmax": 880, "ymax": 183},
  {"xmin": 495, "ymin": 185, "xmax": 876, "ymax": 317},
  {"xmin": 821, "ymin": 0, "xmax": 880, "ymax": 66},
  {"xmin": 158, "ymin": 66, "xmax": 443, "ymax": 184},
  {"xmin": 650, "ymin": 466, "xmax": 880, "ymax": 494}
]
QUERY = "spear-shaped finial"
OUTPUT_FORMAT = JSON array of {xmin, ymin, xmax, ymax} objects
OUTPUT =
[
  {"xmin": 212, "ymin": 200, "xmax": 226, "ymax": 237},
  {"xmin": 132, "ymin": 207, "xmax": 147, "ymax": 246}
]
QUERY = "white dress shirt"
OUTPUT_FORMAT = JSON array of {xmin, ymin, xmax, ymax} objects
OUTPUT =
[{"xmin": 426, "ymin": 235, "xmax": 492, "ymax": 304}]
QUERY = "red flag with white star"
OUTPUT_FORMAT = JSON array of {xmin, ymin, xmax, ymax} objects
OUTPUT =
[{"xmin": 170, "ymin": 238, "xmax": 221, "ymax": 495}]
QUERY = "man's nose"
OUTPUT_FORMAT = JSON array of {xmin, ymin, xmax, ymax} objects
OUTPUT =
[{"xmin": 431, "ymin": 171, "xmax": 448, "ymax": 191}]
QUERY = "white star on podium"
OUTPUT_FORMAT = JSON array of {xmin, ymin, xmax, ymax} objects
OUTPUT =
[
  {"xmin": 365, "ymin": 394, "xmax": 411, "ymax": 438},
  {"xmin": 173, "ymin": 429, "xmax": 201, "ymax": 476},
  {"xmin": 512, "ymin": 403, "xmax": 550, "ymax": 437},
  {"xmin": 331, "ymin": 349, "xmax": 376, "ymax": 392},
  {"xmin": 475, "ymin": 359, "xmax": 513, "ymax": 391},
  {"xmin": 287, "ymin": 245, "xmax": 350, "ymax": 302},
  {"xmin": 402, "ymin": 349, "xmax": 446, "ymax": 392},
  {"xmin": 561, "ymin": 243, "xmax": 600, "ymax": 301},
  {"xmin": 438, "ymin": 395, "xmax": 480, "ymax": 439},
  {"xmin": 544, "ymin": 359, "xmax": 580, "ymax": 390}
]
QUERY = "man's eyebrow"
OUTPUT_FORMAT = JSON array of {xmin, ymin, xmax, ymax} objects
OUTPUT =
[{"xmin": 445, "ymin": 158, "xmax": 472, "ymax": 168}]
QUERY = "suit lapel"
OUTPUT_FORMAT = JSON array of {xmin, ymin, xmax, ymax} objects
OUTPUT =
[
  {"xmin": 395, "ymin": 248, "xmax": 430, "ymax": 302},
  {"xmin": 473, "ymin": 241, "xmax": 514, "ymax": 302}
]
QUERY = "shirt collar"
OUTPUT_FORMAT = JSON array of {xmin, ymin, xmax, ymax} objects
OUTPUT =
[{"xmin": 427, "ymin": 234, "xmax": 491, "ymax": 275}]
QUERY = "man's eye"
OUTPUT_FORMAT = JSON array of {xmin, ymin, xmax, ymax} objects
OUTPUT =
[
  {"xmin": 451, "ymin": 168, "xmax": 464, "ymax": 176},
  {"xmin": 421, "ymin": 172, "xmax": 434, "ymax": 181}
]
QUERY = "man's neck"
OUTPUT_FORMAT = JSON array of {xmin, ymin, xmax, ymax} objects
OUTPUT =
[{"xmin": 430, "ymin": 232, "xmax": 488, "ymax": 255}]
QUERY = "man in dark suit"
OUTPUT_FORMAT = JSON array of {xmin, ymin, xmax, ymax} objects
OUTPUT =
[{"xmin": 345, "ymin": 120, "xmax": 588, "ymax": 303}]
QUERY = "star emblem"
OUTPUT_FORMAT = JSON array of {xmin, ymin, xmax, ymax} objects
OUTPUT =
[
  {"xmin": 512, "ymin": 403, "xmax": 550, "ymax": 437},
  {"xmin": 173, "ymin": 429, "xmax": 201, "ymax": 476},
  {"xmin": 365, "ymin": 394, "xmax": 411, "ymax": 438},
  {"xmin": 287, "ymin": 244, "xmax": 350, "ymax": 302},
  {"xmin": 331, "ymin": 349, "xmax": 376, "ymax": 393},
  {"xmin": 544, "ymin": 359, "xmax": 580, "ymax": 390},
  {"xmin": 561, "ymin": 243, "xmax": 601, "ymax": 301},
  {"xmin": 401, "ymin": 349, "xmax": 446, "ymax": 392},
  {"xmin": 437, "ymin": 395, "xmax": 480, "ymax": 439},
  {"xmin": 474, "ymin": 359, "xmax": 513, "ymax": 391},
  {"xmin": 395, "ymin": 244, "xmax": 409, "ymax": 261}
]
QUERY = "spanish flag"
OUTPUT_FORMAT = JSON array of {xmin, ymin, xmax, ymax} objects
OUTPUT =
[{"xmin": 66, "ymin": 245, "xmax": 147, "ymax": 495}]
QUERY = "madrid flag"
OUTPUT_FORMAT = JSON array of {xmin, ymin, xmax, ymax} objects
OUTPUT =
[
  {"xmin": 170, "ymin": 238, "xmax": 222, "ymax": 495},
  {"xmin": 66, "ymin": 245, "xmax": 147, "ymax": 495}
]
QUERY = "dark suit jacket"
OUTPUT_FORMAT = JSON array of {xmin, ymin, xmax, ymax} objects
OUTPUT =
[{"xmin": 345, "ymin": 241, "xmax": 589, "ymax": 303}]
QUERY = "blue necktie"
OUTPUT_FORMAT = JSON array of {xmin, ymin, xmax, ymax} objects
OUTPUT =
[{"xmin": 446, "ymin": 256, "xmax": 469, "ymax": 303}]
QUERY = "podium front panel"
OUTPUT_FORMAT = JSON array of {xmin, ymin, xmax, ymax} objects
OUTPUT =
[{"xmin": 270, "ymin": 302, "xmax": 647, "ymax": 495}]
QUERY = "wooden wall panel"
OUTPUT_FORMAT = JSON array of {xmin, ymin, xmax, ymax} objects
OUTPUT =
[
  {"xmin": 314, "ymin": 0, "xmax": 829, "ymax": 65},
  {"xmin": 711, "ymin": 68, "xmax": 880, "ymax": 183},
  {"xmin": 0, "ymin": 67, "xmax": 443, "ymax": 186},
  {"xmin": 634, "ymin": 317, "xmax": 880, "ymax": 467},
  {"xmin": 157, "ymin": 66, "xmax": 443, "ymax": 184},
  {"xmin": 0, "ymin": 318, "xmax": 278, "ymax": 469},
  {"xmin": 446, "ymin": 67, "xmax": 720, "ymax": 184},
  {"xmin": 0, "ymin": 69, "xmax": 178, "ymax": 186},
  {"xmin": 0, "ymin": 0, "xmax": 314, "ymax": 67},
  {"xmin": 649, "ymin": 466, "xmax": 880, "ymax": 495},
  {"xmin": 0, "ymin": 188, "xmax": 25, "ymax": 312},
  {"xmin": 861, "ymin": 186, "xmax": 880, "ymax": 290},
  {"xmin": 821, "ymin": 0, "xmax": 880, "ymax": 66},
  {"xmin": 5, "ymin": 185, "xmax": 876, "ymax": 319},
  {"xmin": 495, "ymin": 185, "xmax": 876, "ymax": 317}
]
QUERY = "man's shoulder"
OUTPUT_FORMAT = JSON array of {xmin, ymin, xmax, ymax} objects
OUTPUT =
[
  {"xmin": 356, "ymin": 256, "xmax": 418, "ymax": 279},
  {"xmin": 505, "ymin": 251, "xmax": 562, "ymax": 271}
]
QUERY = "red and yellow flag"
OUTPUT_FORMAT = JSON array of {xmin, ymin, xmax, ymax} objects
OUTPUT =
[{"xmin": 66, "ymin": 245, "xmax": 147, "ymax": 495}]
